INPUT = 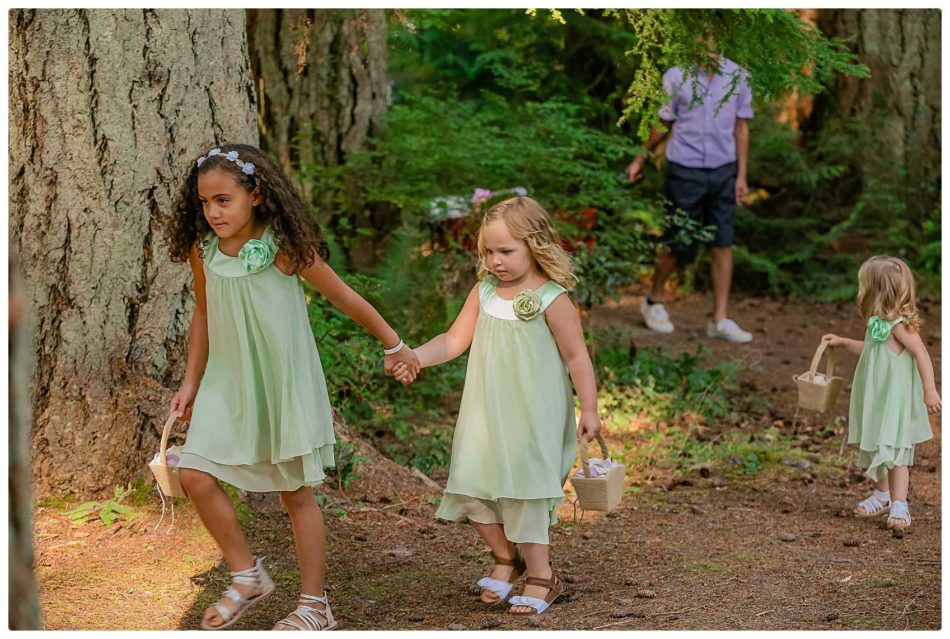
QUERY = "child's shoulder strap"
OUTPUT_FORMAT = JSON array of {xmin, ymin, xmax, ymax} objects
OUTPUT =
[
  {"xmin": 202, "ymin": 231, "xmax": 218, "ymax": 257},
  {"xmin": 537, "ymin": 281, "xmax": 568, "ymax": 313},
  {"xmin": 479, "ymin": 274, "xmax": 499, "ymax": 304}
]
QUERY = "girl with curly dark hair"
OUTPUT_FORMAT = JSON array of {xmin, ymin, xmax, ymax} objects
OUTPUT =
[{"xmin": 163, "ymin": 143, "xmax": 419, "ymax": 630}]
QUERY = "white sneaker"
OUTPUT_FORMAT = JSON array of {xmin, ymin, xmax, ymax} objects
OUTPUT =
[
  {"xmin": 640, "ymin": 299, "xmax": 674, "ymax": 333},
  {"xmin": 706, "ymin": 318, "xmax": 753, "ymax": 343}
]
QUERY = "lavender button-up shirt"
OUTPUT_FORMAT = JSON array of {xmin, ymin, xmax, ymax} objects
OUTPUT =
[{"xmin": 659, "ymin": 57, "xmax": 754, "ymax": 169}]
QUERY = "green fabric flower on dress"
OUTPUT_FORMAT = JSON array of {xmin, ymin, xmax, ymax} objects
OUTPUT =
[
  {"xmin": 238, "ymin": 239, "xmax": 274, "ymax": 273},
  {"xmin": 513, "ymin": 289, "xmax": 542, "ymax": 321},
  {"xmin": 867, "ymin": 316, "xmax": 893, "ymax": 342}
]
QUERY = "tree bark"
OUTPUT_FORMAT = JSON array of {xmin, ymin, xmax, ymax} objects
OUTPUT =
[
  {"xmin": 813, "ymin": 9, "xmax": 940, "ymax": 216},
  {"xmin": 9, "ymin": 9, "xmax": 258, "ymax": 497},
  {"xmin": 247, "ymin": 9, "xmax": 389, "ymax": 268}
]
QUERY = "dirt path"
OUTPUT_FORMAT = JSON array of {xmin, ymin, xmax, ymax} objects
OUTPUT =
[{"xmin": 33, "ymin": 294, "xmax": 941, "ymax": 630}]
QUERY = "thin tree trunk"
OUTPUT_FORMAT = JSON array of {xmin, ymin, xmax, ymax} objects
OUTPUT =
[
  {"xmin": 9, "ymin": 254, "xmax": 41, "ymax": 629},
  {"xmin": 247, "ymin": 9, "xmax": 389, "ymax": 267},
  {"xmin": 9, "ymin": 9, "xmax": 258, "ymax": 496}
]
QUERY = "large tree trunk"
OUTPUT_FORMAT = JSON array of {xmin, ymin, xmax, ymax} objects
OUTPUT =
[
  {"xmin": 9, "ymin": 9, "xmax": 258, "ymax": 497},
  {"xmin": 813, "ymin": 9, "xmax": 940, "ymax": 217},
  {"xmin": 247, "ymin": 9, "xmax": 389, "ymax": 268}
]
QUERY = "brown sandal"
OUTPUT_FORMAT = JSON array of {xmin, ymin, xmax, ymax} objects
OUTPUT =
[
  {"xmin": 478, "ymin": 552, "xmax": 527, "ymax": 604},
  {"xmin": 508, "ymin": 572, "xmax": 563, "ymax": 615}
]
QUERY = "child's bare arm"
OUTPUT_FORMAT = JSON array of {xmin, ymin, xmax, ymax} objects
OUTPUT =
[
  {"xmin": 545, "ymin": 294, "xmax": 601, "ymax": 442},
  {"xmin": 297, "ymin": 249, "xmax": 420, "ymax": 377},
  {"xmin": 172, "ymin": 244, "xmax": 210, "ymax": 420},
  {"xmin": 413, "ymin": 285, "xmax": 481, "ymax": 368},
  {"xmin": 822, "ymin": 333, "xmax": 863, "ymax": 357},
  {"xmin": 893, "ymin": 324, "xmax": 941, "ymax": 414}
]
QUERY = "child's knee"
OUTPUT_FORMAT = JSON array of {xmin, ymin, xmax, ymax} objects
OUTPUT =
[
  {"xmin": 179, "ymin": 468, "xmax": 215, "ymax": 494},
  {"xmin": 280, "ymin": 486, "xmax": 316, "ymax": 511}
]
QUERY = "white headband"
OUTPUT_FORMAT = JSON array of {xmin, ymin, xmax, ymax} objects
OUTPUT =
[{"xmin": 196, "ymin": 147, "xmax": 256, "ymax": 175}]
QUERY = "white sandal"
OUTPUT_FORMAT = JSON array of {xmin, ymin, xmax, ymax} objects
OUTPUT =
[
  {"xmin": 274, "ymin": 592, "xmax": 337, "ymax": 631},
  {"xmin": 854, "ymin": 490, "xmax": 890, "ymax": 517},
  {"xmin": 887, "ymin": 500, "xmax": 912, "ymax": 532},
  {"xmin": 478, "ymin": 551, "xmax": 526, "ymax": 604},
  {"xmin": 201, "ymin": 556, "xmax": 275, "ymax": 630}
]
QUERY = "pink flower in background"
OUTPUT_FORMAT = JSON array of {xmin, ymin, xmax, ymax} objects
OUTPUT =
[{"xmin": 472, "ymin": 188, "xmax": 492, "ymax": 204}]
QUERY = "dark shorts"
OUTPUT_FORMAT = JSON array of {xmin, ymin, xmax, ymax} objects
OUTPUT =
[{"xmin": 661, "ymin": 160, "xmax": 737, "ymax": 259}]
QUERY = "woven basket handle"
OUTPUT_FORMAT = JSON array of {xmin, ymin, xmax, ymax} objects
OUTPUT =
[
  {"xmin": 579, "ymin": 433, "xmax": 610, "ymax": 478},
  {"xmin": 808, "ymin": 340, "xmax": 835, "ymax": 378},
  {"xmin": 159, "ymin": 413, "xmax": 178, "ymax": 466}
]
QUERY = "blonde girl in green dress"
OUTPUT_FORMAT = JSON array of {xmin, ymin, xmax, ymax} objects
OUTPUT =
[
  {"xmin": 163, "ymin": 144, "xmax": 420, "ymax": 630},
  {"xmin": 823, "ymin": 256, "xmax": 939, "ymax": 535},
  {"xmin": 393, "ymin": 196, "xmax": 602, "ymax": 616}
]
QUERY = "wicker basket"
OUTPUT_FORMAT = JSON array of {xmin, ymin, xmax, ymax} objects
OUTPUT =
[
  {"xmin": 571, "ymin": 434, "xmax": 625, "ymax": 513},
  {"xmin": 148, "ymin": 413, "xmax": 186, "ymax": 498},
  {"xmin": 793, "ymin": 341, "xmax": 844, "ymax": 413}
]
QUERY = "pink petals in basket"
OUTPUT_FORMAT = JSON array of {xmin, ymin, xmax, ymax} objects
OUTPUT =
[
  {"xmin": 572, "ymin": 457, "xmax": 618, "ymax": 479},
  {"xmin": 151, "ymin": 445, "xmax": 182, "ymax": 467}
]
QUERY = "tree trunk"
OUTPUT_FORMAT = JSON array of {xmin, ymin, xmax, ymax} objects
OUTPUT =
[
  {"xmin": 9, "ymin": 9, "xmax": 258, "ymax": 497},
  {"xmin": 246, "ymin": 9, "xmax": 389, "ymax": 268},
  {"xmin": 813, "ymin": 9, "xmax": 940, "ymax": 216}
]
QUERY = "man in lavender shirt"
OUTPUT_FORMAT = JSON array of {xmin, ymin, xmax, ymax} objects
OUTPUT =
[{"xmin": 626, "ymin": 52, "xmax": 754, "ymax": 343}]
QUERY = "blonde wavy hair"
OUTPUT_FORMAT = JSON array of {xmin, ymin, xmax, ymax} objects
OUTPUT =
[
  {"xmin": 476, "ymin": 196, "xmax": 578, "ymax": 291},
  {"xmin": 857, "ymin": 255, "xmax": 921, "ymax": 332}
]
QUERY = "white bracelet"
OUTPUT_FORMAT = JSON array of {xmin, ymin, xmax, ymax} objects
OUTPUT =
[{"xmin": 383, "ymin": 339, "xmax": 404, "ymax": 356}]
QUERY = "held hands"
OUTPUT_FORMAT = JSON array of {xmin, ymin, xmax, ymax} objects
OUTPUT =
[
  {"xmin": 576, "ymin": 411, "xmax": 602, "ymax": 444},
  {"xmin": 924, "ymin": 388, "xmax": 942, "ymax": 415},
  {"xmin": 170, "ymin": 385, "xmax": 198, "ymax": 422},
  {"xmin": 385, "ymin": 345, "xmax": 420, "ymax": 385}
]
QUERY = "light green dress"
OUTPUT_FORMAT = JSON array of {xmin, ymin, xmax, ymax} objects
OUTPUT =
[
  {"xmin": 435, "ymin": 275, "xmax": 577, "ymax": 544},
  {"xmin": 177, "ymin": 227, "xmax": 336, "ymax": 492},
  {"xmin": 848, "ymin": 316, "xmax": 933, "ymax": 481}
]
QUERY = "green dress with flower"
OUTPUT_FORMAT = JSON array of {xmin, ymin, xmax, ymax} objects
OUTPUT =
[
  {"xmin": 177, "ymin": 227, "xmax": 336, "ymax": 492},
  {"xmin": 848, "ymin": 315, "xmax": 933, "ymax": 481},
  {"xmin": 435, "ymin": 275, "xmax": 577, "ymax": 544}
]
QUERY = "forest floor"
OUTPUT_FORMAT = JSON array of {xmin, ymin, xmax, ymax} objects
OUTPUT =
[{"xmin": 32, "ymin": 292, "xmax": 941, "ymax": 630}]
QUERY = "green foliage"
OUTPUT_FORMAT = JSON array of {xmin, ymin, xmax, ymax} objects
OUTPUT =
[
  {"xmin": 327, "ymin": 442, "xmax": 368, "ymax": 490},
  {"xmin": 596, "ymin": 330, "xmax": 741, "ymax": 424},
  {"xmin": 625, "ymin": 423, "xmax": 797, "ymax": 480},
  {"xmin": 390, "ymin": 9, "xmax": 636, "ymax": 122},
  {"xmin": 60, "ymin": 484, "xmax": 138, "ymax": 526},
  {"xmin": 349, "ymin": 93, "xmax": 642, "ymax": 219},
  {"xmin": 221, "ymin": 483, "xmax": 253, "ymax": 527},
  {"xmin": 731, "ymin": 104, "xmax": 940, "ymax": 298},
  {"xmin": 608, "ymin": 9, "xmax": 869, "ymax": 138},
  {"xmin": 374, "ymin": 224, "xmax": 469, "ymax": 342},
  {"xmin": 304, "ymin": 265, "xmax": 465, "ymax": 476},
  {"xmin": 304, "ymin": 277, "xmax": 386, "ymax": 428}
]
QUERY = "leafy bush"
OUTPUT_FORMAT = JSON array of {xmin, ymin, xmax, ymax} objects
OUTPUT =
[
  {"xmin": 595, "ymin": 327, "xmax": 741, "ymax": 425},
  {"xmin": 729, "ymin": 105, "xmax": 940, "ymax": 299}
]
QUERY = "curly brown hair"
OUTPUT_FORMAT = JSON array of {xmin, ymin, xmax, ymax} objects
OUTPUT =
[{"xmin": 163, "ymin": 143, "xmax": 329, "ymax": 271}]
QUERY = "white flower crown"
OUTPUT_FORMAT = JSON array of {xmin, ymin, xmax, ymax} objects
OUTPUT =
[{"xmin": 196, "ymin": 147, "xmax": 256, "ymax": 175}]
